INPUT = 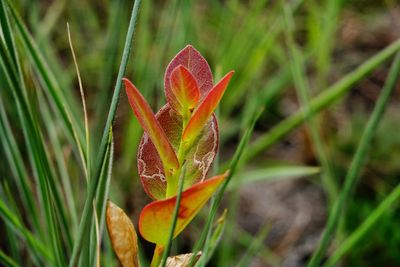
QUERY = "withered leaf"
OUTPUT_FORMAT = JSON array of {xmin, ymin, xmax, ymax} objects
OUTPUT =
[
  {"xmin": 166, "ymin": 252, "xmax": 202, "ymax": 267},
  {"xmin": 106, "ymin": 201, "xmax": 139, "ymax": 267}
]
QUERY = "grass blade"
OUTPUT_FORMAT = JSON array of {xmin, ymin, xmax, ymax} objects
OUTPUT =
[
  {"xmin": 87, "ymin": 130, "xmax": 114, "ymax": 267},
  {"xmin": 5, "ymin": 0, "xmax": 87, "ymax": 166},
  {"xmin": 323, "ymin": 183, "xmax": 400, "ymax": 267},
  {"xmin": 0, "ymin": 250, "xmax": 19, "ymax": 267},
  {"xmin": 68, "ymin": 1, "xmax": 142, "ymax": 265},
  {"xmin": 0, "ymin": 97, "xmax": 42, "ymax": 235},
  {"xmin": 0, "ymin": 198, "xmax": 52, "ymax": 262},
  {"xmin": 235, "ymin": 223, "xmax": 270, "ymax": 267},
  {"xmin": 191, "ymin": 108, "xmax": 264, "ymax": 267},
  {"xmin": 228, "ymin": 166, "xmax": 320, "ymax": 190},
  {"xmin": 1, "ymin": 36, "xmax": 68, "ymax": 266},
  {"xmin": 307, "ymin": 52, "xmax": 400, "ymax": 267},
  {"xmin": 282, "ymin": 1, "xmax": 338, "ymax": 201},
  {"xmin": 243, "ymin": 39, "xmax": 400, "ymax": 163}
]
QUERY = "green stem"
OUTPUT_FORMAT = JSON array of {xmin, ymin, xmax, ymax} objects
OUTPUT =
[
  {"xmin": 192, "ymin": 109, "xmax": 263, "ymax": 267},
  {"xmin": 160, "ymin": 165, "xmax": 186, "ymax": 267},
  {"xmin": 150, "ymin": 244, "xmax": 164, "ymax": 267},
  {"xmin": 166, "ymin": 116, "xmax": 189, "ymax": 197}
]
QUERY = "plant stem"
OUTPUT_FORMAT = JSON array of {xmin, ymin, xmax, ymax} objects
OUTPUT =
[
  {"xmin": 166, "ymin": 116, "xmax": 189, "ymax": 197},
  {"xmin": 193, "ymin": 108, "xmax": 263, "ymax": 267},
  {"xmin": 160, "ymin": 165, "xmax": 186, "ymax": 266},
  {"xmin": 150, "ymin": 244, "xmax": 164, "ymax": 267}
]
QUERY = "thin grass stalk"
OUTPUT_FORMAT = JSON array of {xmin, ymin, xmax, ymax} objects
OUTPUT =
[
  {"xmin": 5, "ymin": 0, "xmax": 87, "ymax": 163},
  {"xmin": 142, "ymin": 0, "xmax": 180, "ymax": 109},
  {"xmin": 38, "ymin": 91, "xmax": 78, "ymax": 236},
  {"xmin": 222, "ymin": 0, "xmax": 302, "ymax": 114},
  {"xmin": 4, "ymin": 222, "xmax": 20, "ymax": 265},
  {"xmin": 68, "ymin": 1, "xmax": 142, "ymax": 265},
  {"xmin": 239, "ymin": 67, "xmax": 291, "ymax": 136},
  {"xmin": 0, "ymin": 183, "xmax": 32, "ymax": 259},
  {"xmin": 1, "ymin": 183, "xmax": 30, "ymax": 265},
  {"xmin": 0, "ymin": 40, "xmax": 68, "ymax": 266},
  {"xmin": 67, "ymin": 22, "xmax": 90, "ymax": 180},
  {"xmin": 88, "ymin": 131, "xmax": 114, "ymax": 266},
  {"xmin": 322, "ymin": 183, "xmax": 400, "ymax": 267},
  {"xmin": 0, "ymin": 0, "xmax": 22, "ymax": 81},
  {"xmin": 159, "ymin": 165, "xmax": 187, "ymax": 267},
  {"xmin": 94, "ymin": 0, "xmax": 125, "ymax": 128},
  {"xmin": 0, "ymin": 198, "xmax": 51, "ymax": 262},
  {"xmin": 0, "ymin": 250, "xmax": 19, "ymax": 267},
  {"xmin": 0, "ymin": 98, "xmax": 42, "ymax": 235},
  {"xmin": 307, "ymin": 0, "xmax": 342, "ymax": 91},
  {"xmin": 235, "ymin": 223, "xmax": 270, "ymax": 267},
  {"xmin": 0, "ymin": 43, "xmax": 73, "ymax": 251},
  {"xmin": 242, "ymin": 39, "xmax": 400, "ymax": 163},
  {"xmin": 2, "ymin": 7, "xmax": 83, "ymax": 245},
  {"xmin": 282, "ymin": 2, "xmax": 338, "ymax": 201},
  {"xmin": 191, "ymin": 108, "xmax": 264, "ymax": 267},
  {"xmin": 307, "ymin": 52, "xmax": 400, "ymax": 267}
]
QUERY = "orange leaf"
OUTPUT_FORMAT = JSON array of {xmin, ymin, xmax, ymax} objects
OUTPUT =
[
  {"xmin": 138, "ymin": 173, "xmax": 228, "ymax": 244},
  {"xmin": 169, "ymin": 65, "xmax": 200, "ymax": 116},
  {"xmin": 182, "ymin": 71, "xmax": 234, "ymax": 144},
  {"xmin": 124, "ymin": 78, "xmax": 179, "ymax": 174},
  {"xmin": 106, "ymin": 201, "xmax": 139, "ymax": 267}
]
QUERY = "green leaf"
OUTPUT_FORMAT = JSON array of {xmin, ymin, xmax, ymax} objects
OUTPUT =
[
  {"xmin": 307, "ymin": 52, "xmax": 400, "ymax": 267},
  {"xmin": 68, "ymin": 1, "xmax": 142, "ymax": 265},
  {"xmin": 228, "ymin": 166, "xmax": 320, "ymax": 190},
  {"xmin": 243, "ymin": 39, "xmax": 400, "ymax": 164}
]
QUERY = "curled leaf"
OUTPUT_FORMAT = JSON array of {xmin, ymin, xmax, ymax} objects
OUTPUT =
[
  {"xmin": 166, "ymin": 252, "xmax": 202, "ymax": 267},
  {"xmin": 124, "ymin": 78, "xmax": 179, "ymax": 175},
  {"xmin": 106, "ymin": 201, "xmax": 139, "ymax": 267},
  {"xmin": 182, "ymin": 71, "xmax": 234, "ymax": 144},
  {"xmin": 169, "ymin": 65, "xmax": 200, "ymax": 116},
  {"xmin": 138, "ymin": 173, "xmax": 227, "ymax": 244},
  {"xmin": 138, "ymin": 104, "xmax": 218, "ymax": 200},
  {"xmin": 165, "ymin": 45, "xmax": 213, "ymax": 113}
]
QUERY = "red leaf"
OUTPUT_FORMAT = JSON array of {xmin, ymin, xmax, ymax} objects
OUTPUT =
[
  {"xmin": 138, "ymin": 104, "xmax": 219, "ymax": 200},
  {"xmin": 138, "ymin": 173, "xmax": 227, "ymax": 245},
  {"xmin": 169, "ymin": 65, "xmax": 200, "ymax": 116},
  {"xmin": 165, "ymin": 45, "xmax": 213, "ymax": 113},
  {"xmin": 124, "ymin": 78, "xmax": 179, "ymax": 175},
  {"xmin": 182, "ymin": 71, "xmax": 234, "ymax": 144}
]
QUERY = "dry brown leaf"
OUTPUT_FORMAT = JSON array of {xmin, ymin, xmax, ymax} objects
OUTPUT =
[
  {"xmin": 106, "ymin": 201, "xmax": 139, "ymax": 267},
  {"xmin": 166, "ymin": 252, "xmax": 202, "ymax": 267}
]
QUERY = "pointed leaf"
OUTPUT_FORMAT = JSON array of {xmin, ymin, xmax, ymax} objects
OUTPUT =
[
  {"xmin": 165, "ymin": 45, "xmax": 213, "ymax": 113},
  {"xmin": 169, "ymin": 65, "xmax": 200, "ymax": 116},
  {"xmin": 139, "ymin": 173, "xmax": 227, "ymax": 244},
  {"xmin": 138, "ymin": 104, "xmax": 218, "ymax": 200},
  {"xmin": 106, "ymin": 201, "xmax": 139, "ymax": 267},
  {"xmin": 182, "ymin": 71, "xmax": 234, "ymax": 144},
  {"xmin": 124, "ymin": 78, "xmax": 179, "ymax": 174}
]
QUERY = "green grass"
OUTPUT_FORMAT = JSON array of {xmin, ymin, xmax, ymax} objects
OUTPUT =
[{"xmin": 1, "ymin": 0, "xmax": 400, "ymax": 266}]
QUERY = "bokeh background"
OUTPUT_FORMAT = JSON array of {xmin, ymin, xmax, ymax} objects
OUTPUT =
[{"xmin": 1, "ymin": 0, "xmax": 400, "ymax": 266}]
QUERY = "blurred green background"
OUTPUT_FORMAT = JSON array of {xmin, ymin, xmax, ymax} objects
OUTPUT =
[{"xmin": 1, "ymin": 0, "xmax": 400, "ymax": 266}]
